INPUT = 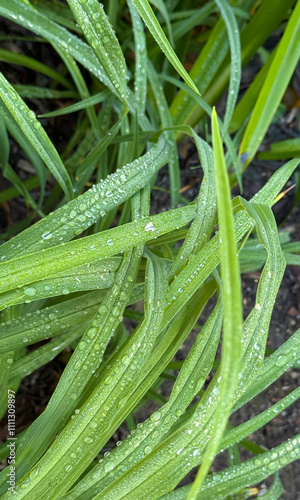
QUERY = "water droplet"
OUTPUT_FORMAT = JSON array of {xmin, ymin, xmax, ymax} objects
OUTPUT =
[
  {"xmin": 104, "ymin": 462, "xmax": 114, "ymax": 473},
  {"xmin": 21, "ymin": 478, "xmax": 31, "ymax": 489},
  {"xmin": 107, "ymin": 239, "xmax": 114, "ymax": 246},
  {"xmin": 24, "ymin": 287, "xmax": 36, "ymax": 296},
  {"xmin": 275, "ymin": 355, "xmax": 286, "ymax": 367},
  {"xmin": 42, "ymin": 231, "xmax": 52, "ymax": 240},
  {"xmin": 27, "ymin": 110, "xmax": 36, "ymax": 120},
  {"xmin": 104, "ymin": 375, "xmax": 112, "ymax": 385},
  {"xmin": 144, "ymin": 222, "xmax": 155, "ymax": 232},
  {"xmin": 87, "ymin": 328, "xmax": 97, "ymax": 338}
]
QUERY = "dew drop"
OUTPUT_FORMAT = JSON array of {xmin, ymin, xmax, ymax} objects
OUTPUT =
[
  {"xmin": 275, "ymin": 355, "xmax": 286, "ymax": 367},
  {"xmin": 42, "ymin": 231, "xmax": 52, "ymax": 240},
  {"xmin": 104, "ymin": 462, "xmax": 114, "ymax": 473},
  {"xmin": 144, "ymin": 222, "xmax": 155, "ymax": 232}
]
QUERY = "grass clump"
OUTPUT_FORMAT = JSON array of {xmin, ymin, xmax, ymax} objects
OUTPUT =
[{"xmin": 0, "ymin": 1, "xmax": 299, "ymax": 499}]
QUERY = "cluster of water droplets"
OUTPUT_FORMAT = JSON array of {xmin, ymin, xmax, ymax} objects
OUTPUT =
[
  {"xmin": 71, "ymin": 0, "xmax": 128, "ymax": 101},
  {"xmin": 205, "ymin": 434, "xmax": 300, "ymax": 496},
  {"xmin": 166, "ymin": 259, "xmax": 207, "ymax": 308},
  {"xmin": 0, "ymin": 138, "xmax": 167, "ymax": 262},
  {"xmin": 0, "ymin": 290, "xmax": 105, "ymax": 355}
]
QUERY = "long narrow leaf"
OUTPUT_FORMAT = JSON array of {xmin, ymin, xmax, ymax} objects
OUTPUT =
[
  {"xmin": 239, "ymin": 0, "xmax": 300, "ymax": 165},
  {"xmin": 187, "ymin": 108, "xmax": 242, "ymax": 497},
  {"xmin": 0, "ymin": 72, "xmax": 73, "ymax": 200},
  {"xmin": 131, "ymin": 0, "xmax": 199, "ymax": 94}
]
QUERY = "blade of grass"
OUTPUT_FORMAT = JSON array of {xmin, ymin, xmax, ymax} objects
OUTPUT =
[
  {"xmin": 131, "ymin": 0, "xmax": 199, "ymax": 94},
  {"xmin": 66, "ymin": 0, "xmax": 128, "ymax": 101},
  {"xmin": 0, "ymin": 136, "xmax": 170, "ymax": 260},
  {"xmin": 239, "ymin": 0, "xmax": 300, "ymax": 166},
  {"xmin": 148, "ymin": 62, "xmax": 180, "ymax": 207},
  {"xmin": 258, "ymin": 138, "xmax": 300, "ymax": 160},
  {"xmin": 187, "ymin": 108, "xmax": 242, "ymax": 498},
  {"xmin": 0, "ymin": 72, "xmax": 74, "ymax": 200},
  {"xmin": 214, "ymin": 0, "xmax": 241, "ymax": 132},
  {"xmin": 0, "ymin": 48, "xmax": 74, "ymax": 90}
]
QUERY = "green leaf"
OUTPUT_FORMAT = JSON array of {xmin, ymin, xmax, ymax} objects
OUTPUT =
[
  {"xmin": 131, "ymin": 0, "xmax": 199, "ymax": 95},
  {"xmin": 214, "ymin": 0, "xmax": 241, "ymax": 131},
  {"xmin": 159, "ymin": 435, "xmax": 300, "ymax": 499},
  {"xmin": 63, "ymin": 280, "xmax": 222, "ymax": 499},
  {"xmin": 0, "ymin": 259, "xmax": 119, "ymax": 310},
  {"xmin": 39, "ymin": 92, "xmax": 109, "ymax": 120},
  {"xmin": 239, "ymin": 0, "xmax": 300, "ymax": 165},
  {"xmin": 66, "ymin": 0, "xmax": 128, "ymax": 101},
  {"xmin": 0, "ymin": 48, "xmax": 74, "ymax": 89},
  {"xmin": 0, "ymin": 72, "xmax": 74, "ymax": 200},
  {"xmin": 0, "ymin": 205, "xmax": 195, "ymax": 300},
  {"xmin": 128, "ymin": 0, "xmax": 148, "ymax": 114},
  {"xmin": 258, "ymin": 138, "xmax": 300, "ymax": 160},
  {"xmin": 235, "ymin": 201, "xmax": 286, "ymax": 397},
  {"xmin": 229, "ymin": 49, "xmax": 276, "ymax": 134},
  {"xmin": 8, "ymin": 328, "xmax": 84, "ymax": 383},
  {"xmin": 170, "ymin": 132, "xmax": 216, "ymax": 279},
  {"xmin": 0, "ymin": 136, "xmax": 170, "ymax": 260},
  {"xmin": 52, "ymin": 45, "xmax": 98, "ymax": 131},
  {"xmin": 187, "ymin": 108, "xmax": 242, "ymax": 498},
  {"xmin": 148, "ymin": 62, "xmax": 180, "ymax": 207}
]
